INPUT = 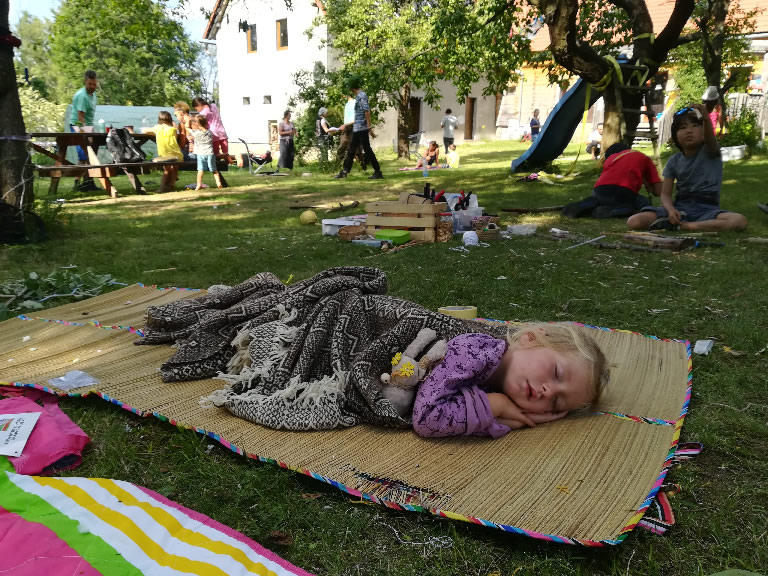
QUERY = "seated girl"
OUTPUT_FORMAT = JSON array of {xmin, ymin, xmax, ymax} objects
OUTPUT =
[
  {"xmin": 445, "ymin": 143, "xmax": 460, "ymax": 168},
  {"xmin": 416, "ymin": 140, "xmax": 439, "ymax": 168},
  {"xmin": 413, "ymin": 323, "xmax": 609, "ymax": 437}
]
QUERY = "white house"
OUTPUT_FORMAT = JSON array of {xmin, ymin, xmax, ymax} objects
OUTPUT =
[{"xmin": 203, "ymin": 0, "xmax": 500, "ymax": 153}]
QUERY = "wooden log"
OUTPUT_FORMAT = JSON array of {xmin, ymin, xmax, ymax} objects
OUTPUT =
[
  {"xmin": 502, "ymin": 206, "xmax": 564, "ymax": 213},
  {"xmin": 622, "ymin": 232, "xmax": 696, "ymax": 250},
  {"xmin": 738, "ymin": 237, "xmax": 768, "ymax": 244}
]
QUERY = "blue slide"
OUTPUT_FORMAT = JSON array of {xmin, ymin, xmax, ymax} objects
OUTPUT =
[{"xmin": 511, "ymin": 78, "xmax": 602, "ymax": 172}]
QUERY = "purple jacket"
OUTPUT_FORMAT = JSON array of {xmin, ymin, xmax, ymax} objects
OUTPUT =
[{"xmin": 412, "ymin": 333, "xmax": 510, "ymax": 438}]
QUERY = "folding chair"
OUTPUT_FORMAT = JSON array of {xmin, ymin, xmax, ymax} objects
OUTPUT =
[
  {"xmin": 408, "ymin": 131, "xmax": 425, "ymax": 161},
  {"xmin": 238, "ymin": 138, "xmax": 278, "ymax": 175}
]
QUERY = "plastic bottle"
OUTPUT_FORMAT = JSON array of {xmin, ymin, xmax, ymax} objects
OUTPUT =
[{"xmin": 422, "ymin": 157, "xmax": 429, "ymax": 178}]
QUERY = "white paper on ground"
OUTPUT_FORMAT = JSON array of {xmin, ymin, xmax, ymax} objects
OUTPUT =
[
  {"xmin": 0, "ymin": 412, "xmax": 41, "ymax": 457},
  {"xmin": 48, "ymin": 370, "xmax": 100, "ymax": 391},
  {"xmin": 693, "ymin": 340, "xmax": 714, "ymax": 355}
]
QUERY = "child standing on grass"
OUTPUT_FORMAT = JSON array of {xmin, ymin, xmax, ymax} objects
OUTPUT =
[
  {"xmin": 153, "ymin": 111, "xmax": 183, "ymax": 192},
  {"xmin": 412, "ymin": 323, "xmax": 609, "ymax": 437},
  {"xmin": 627, "ymin": 104, "xmax": 748, "ymax": 232},
  {"xmin": 530, "ymin": 109, "xmax": 541, "ymax": 142},
  {"xmin": 188, "ymin": 115, "xmax": 222, "ymax": 191}
]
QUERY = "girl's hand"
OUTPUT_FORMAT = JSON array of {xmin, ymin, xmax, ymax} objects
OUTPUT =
[
  {"xmin": 486, "ymin": 393, "xmax": 536, "ymax": 428},
  {"xmin": 497, "ymin": 411, "xmax": 568, "ymax": 429}
]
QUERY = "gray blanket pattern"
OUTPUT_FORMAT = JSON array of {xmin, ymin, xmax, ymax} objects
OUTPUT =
[{"xmin": 138, "ymin": 267, "xmax": 507, "ymax": 430}]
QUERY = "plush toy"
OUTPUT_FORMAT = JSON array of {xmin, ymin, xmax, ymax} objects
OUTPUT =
[{"xmin": 380, "ymin": 328, "xmax": 447, "ymax": 417}]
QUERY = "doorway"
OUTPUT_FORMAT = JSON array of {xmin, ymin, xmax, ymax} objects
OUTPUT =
[
  {"xmin": 464, "ymin": 97, "xmax": 476, "ymax": 139},
  {"xmin": 409, "ymin": 97, "xmax": 422, "ymax": 134}
]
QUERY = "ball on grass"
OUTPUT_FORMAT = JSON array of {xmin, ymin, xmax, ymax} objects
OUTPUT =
[{"xmin": 299, "ymin": 210, "xmax": 318, "ymax": 225}]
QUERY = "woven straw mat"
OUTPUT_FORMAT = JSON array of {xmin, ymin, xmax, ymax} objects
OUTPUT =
[{"xmin": 0, "ymin": 284, "xmax": 689, "ymax": 544}]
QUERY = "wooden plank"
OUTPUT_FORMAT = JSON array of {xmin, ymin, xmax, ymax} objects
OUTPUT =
[
  {"xmin": 367, "ymin": 215, "xmax": 436, "ymax": 227},
  {"xmin": 27, "ymin": 142, "xmax": 73, "ymax": 165},
  {"xmin": 366, "ymin": 202, "xmax": 447, "ymax": 214}
]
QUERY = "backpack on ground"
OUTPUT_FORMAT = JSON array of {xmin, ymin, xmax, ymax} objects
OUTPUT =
[{"xmin": 106, "ymin": 128, "xmax": 144, "ymax": 163}]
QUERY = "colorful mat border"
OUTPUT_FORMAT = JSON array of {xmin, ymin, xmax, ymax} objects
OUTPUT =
[{"xmin": 2, "ymin": 313, "xmax": 693, "ymax": 547}]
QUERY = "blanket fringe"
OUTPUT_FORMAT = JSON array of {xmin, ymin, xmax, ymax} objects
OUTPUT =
[
  {"xmin": 201, "ymin": 304, "xmax": 302, "ymax": 408},
  {"xmin": 236, "ymin": 369, "xmax": 348, "ymax": 407}
]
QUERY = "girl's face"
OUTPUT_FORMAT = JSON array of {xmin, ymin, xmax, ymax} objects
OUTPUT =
[
  {"xmin": 676, "ymin": 118, "xmax": 704, "ymax": 150},
  {"xmin": 497, "ymin": 340, "xmax": 593, "ymax": 414}
]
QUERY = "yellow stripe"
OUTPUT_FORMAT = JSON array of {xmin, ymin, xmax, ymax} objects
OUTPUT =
[
  {"xmin": 33, "ymin": 477, "xmax": 273, "ymax": 576},
  {"xmin": 93, "ymin": 479, "xmax": 275, "ymax": 576}
]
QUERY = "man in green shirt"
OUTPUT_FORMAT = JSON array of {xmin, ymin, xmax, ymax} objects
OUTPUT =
[{"xmin": 69, "ymin": 70, "xmax": 99, "ymax": 190}]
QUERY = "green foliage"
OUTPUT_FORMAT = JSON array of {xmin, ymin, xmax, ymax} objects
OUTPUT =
[
  {"xmin": 318, "ymin": 0, "xmax": 440, "ymax": 111},
  {"xmin": 430, "ymin": 1, "xmax": 635, "ymax": 96},
  {"xmin": 49, "ymin": 0, "xmax": 202, "ymax": 106},
  {"xmin": 0, "ymin": 269, "xmax": 118, "ymax": 321},
  {"xmin": 18, "ymin": 76, "xmax": 67, "ymax": 133},
  {"xmin": 719, "ymin": 107, "xmax": 760, "ymax": 150},
  {"xmin": 669, "ymin": 0, "xmax": 759, "ymax": 102},
  {"xmin": 13, "ymin": 11, "xmax": 53, "ymax": 98},
  {"xmin": 672, "ymin": 64, "xmax": 708, "ymax": 111},
  {"xmin": 289, "ymin": 64, "xmax": 345, "ymax": 164}
]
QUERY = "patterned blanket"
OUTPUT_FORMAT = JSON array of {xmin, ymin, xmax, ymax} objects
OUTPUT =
[{"xmin": 139, "ymin": 267, "xmax": 506, "ymax": 431}]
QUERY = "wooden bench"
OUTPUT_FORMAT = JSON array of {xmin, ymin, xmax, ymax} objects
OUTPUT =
[
  {"xmin": 35, "ymin": 159, "xmax": 230, "ymax": 197},
  {"xmin": 28, "ymin": 131, "xmax": 230, "ymax": 198}
]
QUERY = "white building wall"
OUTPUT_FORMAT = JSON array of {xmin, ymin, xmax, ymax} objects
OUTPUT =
[
  {"xmin": 212, "ymin": 4, "xmax": 498, "ymax": 154},
  {"xmin": 214, "ymin": 1, "xmax": 329, "ymax": 152},
  {"xmin": 374, "ymin": 81, "xmax": 499, "ymax": 153}
]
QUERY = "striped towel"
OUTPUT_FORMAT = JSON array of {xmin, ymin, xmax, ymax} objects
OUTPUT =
[{"xmin": 0, "ymin": 459, "xmax": 313, "ymax": 576}]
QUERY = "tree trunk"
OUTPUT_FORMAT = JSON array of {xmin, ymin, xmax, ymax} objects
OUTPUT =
[
  {"xmin": 396, "ymin": 84, "xmax": 411, "ymax": 159},
  {"xmin": 0, "ymin": 0, "xmax": 34, "ymax": 209},
  {"xmin": 535, "ymin": 0, "xmax": 695, "ymax": 153},
  {"xmin": 700, "ymin": 0, "xmax": 731, "ymax": 121}
]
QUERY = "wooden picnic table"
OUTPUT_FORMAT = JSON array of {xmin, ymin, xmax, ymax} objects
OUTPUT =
[{"xmin": 27, "ymin": 131, "xmax": 157, "ymax": 198}]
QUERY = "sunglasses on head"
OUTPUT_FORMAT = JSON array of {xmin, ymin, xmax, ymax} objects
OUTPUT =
[{"xmin": 675, "ymin": 107, "xmax": 702, "ymax": 119}]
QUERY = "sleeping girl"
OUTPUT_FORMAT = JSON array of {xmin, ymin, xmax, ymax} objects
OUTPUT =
[{"xmin": 412, "ymin": 323, "xmax": 609, "ymax": 437}]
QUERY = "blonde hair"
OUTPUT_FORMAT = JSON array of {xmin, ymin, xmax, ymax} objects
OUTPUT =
[
  {"xmin": 506, "ymin": 323, "xmax": 609, "ymax": 406},
  {"xmin": 174, "ymin": 101, "xmax": 190, "ymax": 114}
]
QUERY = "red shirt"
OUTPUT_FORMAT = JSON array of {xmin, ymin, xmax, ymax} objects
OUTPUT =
[
  {"xmin": 709, "ymin": 110, "xmax": 719, "ymax": 133},
  {"xmin": 594, "ymin": 150, "xmax": 661, "ymax": 193}
]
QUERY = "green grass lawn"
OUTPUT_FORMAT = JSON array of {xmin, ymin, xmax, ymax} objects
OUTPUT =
[{"xmin": 2, "ymin": 140, "xmax": 767, "ymax": 575}]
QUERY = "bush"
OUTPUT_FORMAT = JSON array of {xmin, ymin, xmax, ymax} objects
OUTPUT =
[
  {"xmin": 719, "ymin": 106, "xmax": 761, "ymax": 151},
  {"xmin": 18, "ymin": 77, "xmax": 67, "ymax": 133}
]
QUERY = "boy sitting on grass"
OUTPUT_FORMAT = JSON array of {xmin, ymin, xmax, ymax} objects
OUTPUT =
[{"xmin": 627, "ymin": 104, "xmax": 747, "ymax": 232}]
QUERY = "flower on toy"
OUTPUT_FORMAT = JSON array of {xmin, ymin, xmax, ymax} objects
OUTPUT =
[
  {"xmin": 397, "ymin": 361, "xmax": 415, "ymax": 377},
  {"xmin": 379, "ymin": 328, "xmax": 449, "ymax": 418}
]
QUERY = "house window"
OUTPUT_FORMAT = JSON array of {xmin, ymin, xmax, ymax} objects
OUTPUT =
[
  {"xmin": 264, "ymin": 95, "xmax": 272, "ymax": 104},
  {"xmin": 276, "ymin": 19, "xmax": 288, "ymax": 50},
  {"xmin": 243, "ymin": 97, "xmax": 250, "ymax": 105},
  {"xmin": 247, "ymin": 24, "xmax": 257, "ymax": 53}
]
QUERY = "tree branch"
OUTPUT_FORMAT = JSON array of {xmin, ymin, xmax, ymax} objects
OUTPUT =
[
  {"xmin": 532, "ymin": 0, "xmax": 608, "ymax": 83},
  {"xmin": 672, "ymin": 31, "xmax": 701, "ymax": 47},
  {"xmin": 654, "ymin": 0, "xmax": 696, "ymax": 56}
]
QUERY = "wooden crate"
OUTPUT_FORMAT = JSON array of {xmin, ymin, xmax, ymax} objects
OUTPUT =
[{"xmin": 365, "ymin": 201, "xmax": 448, "ymax": 243}]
